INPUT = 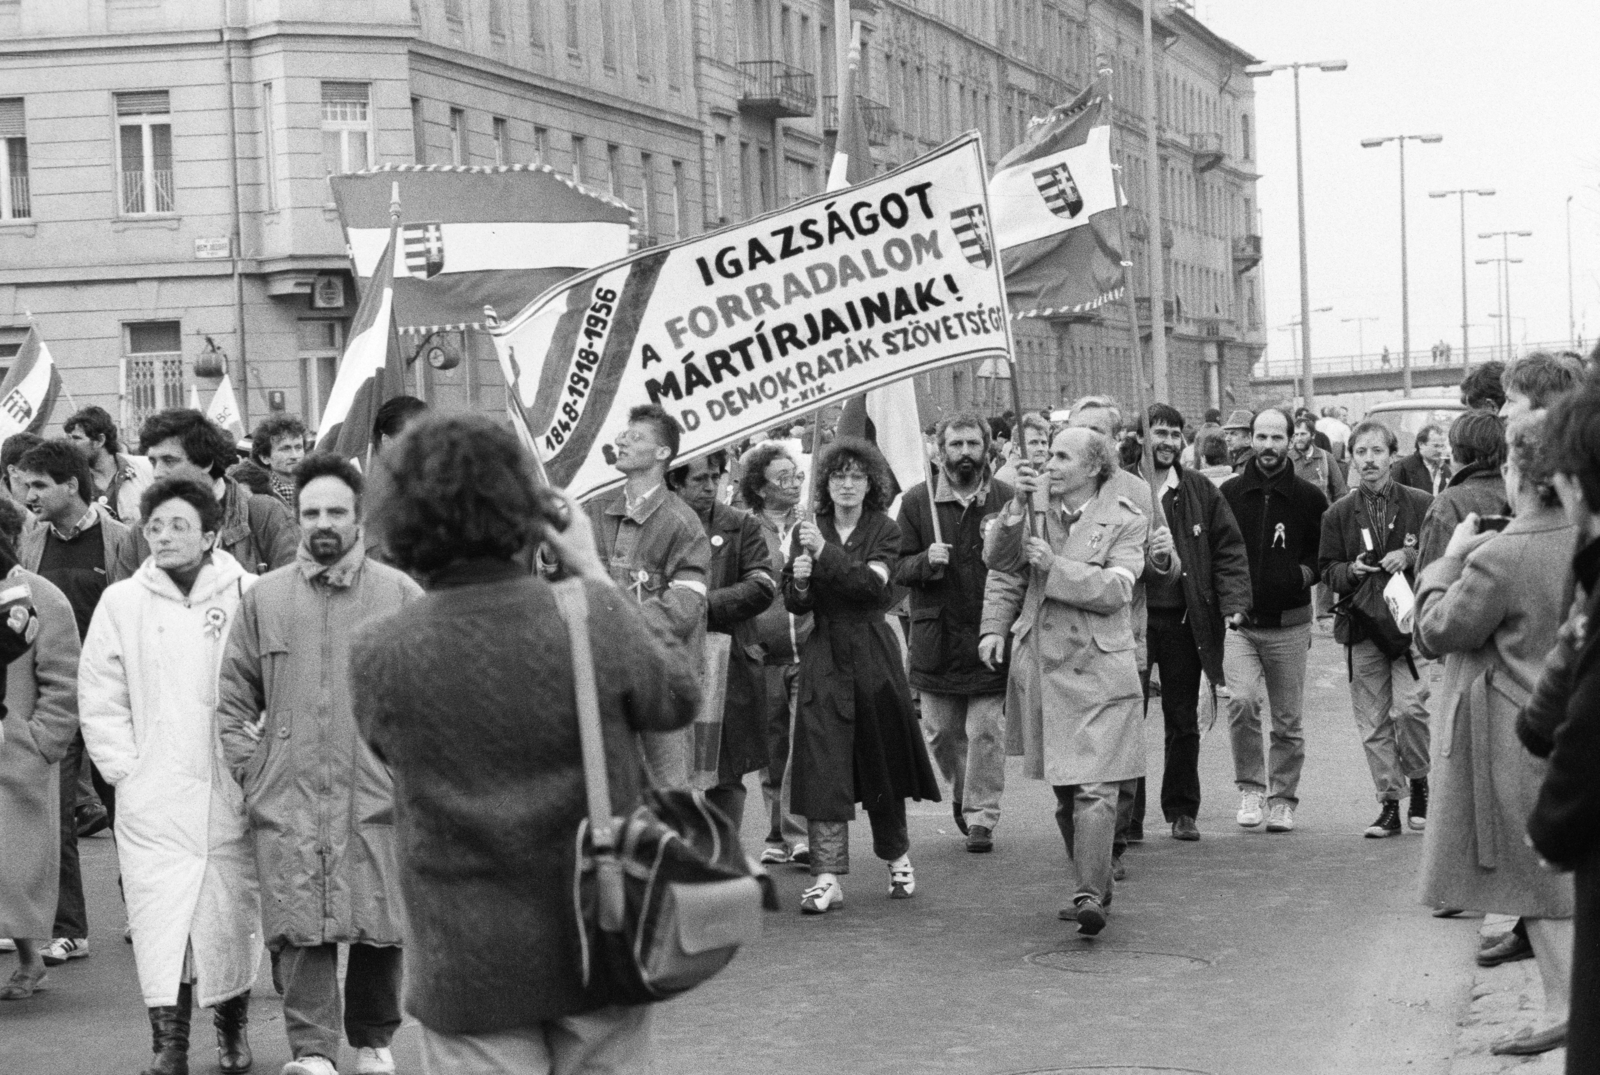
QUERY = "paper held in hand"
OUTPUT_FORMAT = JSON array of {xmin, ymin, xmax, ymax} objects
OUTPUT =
[{"xmin": 1384, "ymin": 572, "xmax": 1416, "ymax": 634}]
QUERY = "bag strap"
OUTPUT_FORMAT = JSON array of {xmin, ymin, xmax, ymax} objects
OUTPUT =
[{"xmin": 550, "ymin": 578, "xmax": 627, "ymax": 931}]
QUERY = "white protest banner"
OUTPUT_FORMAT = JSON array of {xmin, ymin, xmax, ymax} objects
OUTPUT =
[{"xmin": 490, "ymin": 133, "xmax": 1010, "ymax": 502}]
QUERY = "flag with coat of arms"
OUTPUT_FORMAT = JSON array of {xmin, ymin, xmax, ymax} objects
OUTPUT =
[
  {"xmin": 988, "ymin": 77, "xmax": 1125, "ymax": 319},
  {"xmin": 0, "ymin": 325, "xmax": 63, "ymax": 439}
]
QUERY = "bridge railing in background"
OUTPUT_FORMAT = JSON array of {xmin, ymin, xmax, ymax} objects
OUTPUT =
[{"xmin": 1254, "ymin": 340, "xmax": 1582, "ymax": 379}]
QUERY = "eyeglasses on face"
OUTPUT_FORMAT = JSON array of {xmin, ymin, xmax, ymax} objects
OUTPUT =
[
  {"xmin": 768, "ymin": 470, "xmax": 804, "ymax": 488},
  {"xmin": 142, "ymin": 518, "xmax": 197, "ymax": 538}
]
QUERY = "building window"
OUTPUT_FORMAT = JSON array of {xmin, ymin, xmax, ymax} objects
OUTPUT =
[
  {"xmin": 116, "ymin": 90, "xmax": 174, "ymax": 214},
  {"xmin": 411, "ymin": 97, "xmax": 427, "ymax": 164},
  {"xmin": 0, "ymin": 97, "xmax": 30, "ymax": 220},
  {"xmin": 488, "ymin": 0, "xmax": 507, "ymax": 37},
  {"xmin": 1240, "ymin": 113, "xmax": 1252, "ymax": 160},
  {"xmin": 571, "ymin": 134, "xmax": 586, "ymax": 184},
  {"xmin": 125, "ymin": 321, "xmax": 185, "ymax": 425},
  {"xmin": 756, "ymin": 145, "xmax": 771, "ymax": 213},
  {"xmin": 449, "ymin": 108, "xmax": 467, "ymax": 164},
  {"xmin": 493, "ymin": 117, "xmax": 509, "ymax": 165},
  {"xmin": 298, "ymin": 319, "xmax": 345, "ymax": 429},
  {"xmin": 529, "ymin": 0, "xmax": 546, "ymax": 50},
  {"xmin": 671, "ymin": 159, "xmax": 685, "ymax": 239},
  {"xmin": 632, "ymin": 0, "xmax": 651, "ymax": 78},
  {"xmin": 739, "ymin": 140, "xmax": 752, "ymax": 218},
  {"xmin": 444, "ymin": 0, "xmax": 463, "ymax": 20},
  {"xmin": 601, "ymin": 1, "xmax": 618, "ymax": 69},
  {"xmin": 258, "ymin": 84, "xmax": 280, "ymax": 211},
  {"xmin": 639, "ymin": 151, "xmax": 655, "ymax": 238},
  {"xmin": 663, "ymin": 0, "xmax": 683, "ymax": 89},
  {"xmin": 606, "ymin": 144, "xmax": 622, "ymax": 197},
  {"xmin": 565, "ymin": 0, "xmax": 580, "ymax": 51},
  {"xmin": 712, "ymin": 134, "xmax": 727, "ymax": 222},
  {"xmin": 533, "ymin": 126, "xmax": 548, "ymax": 164},
  {"xmin": 320, "ymin": 83, "xmax": 370, "ymax": 175}
]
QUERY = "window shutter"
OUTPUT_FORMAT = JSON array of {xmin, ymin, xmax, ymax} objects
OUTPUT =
[
  {"xmin": 0, "ymin": 99, "xmax": 23, "ymax": 139},
  {"xmin": 116, "ymin": 90, "xmax": 170, "ymax": 116},
  {"xmin": 321, "ymin": 82, "xmax": 369, "ymax": 104}
]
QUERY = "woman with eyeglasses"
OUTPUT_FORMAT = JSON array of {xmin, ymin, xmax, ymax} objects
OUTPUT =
[
  {"xmin": 782, "ymin": 437, "xmax": 939, "ymax": 914},
  {"xmin": 80, "ymin": 475, "xmax": 261, "ymax": 1075}
]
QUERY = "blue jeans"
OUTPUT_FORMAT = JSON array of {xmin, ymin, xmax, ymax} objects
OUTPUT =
[
  {"xmin": 1224, "ymin": 622, "xmax": 1312, "ymax": 807},
  {"xmin": 918, "ymin": 691, "xmax": 1006, "ymax": 831},
  {"xmin": 1053, "ymin": 781, "xmax": 1131, "ymax": 904}
]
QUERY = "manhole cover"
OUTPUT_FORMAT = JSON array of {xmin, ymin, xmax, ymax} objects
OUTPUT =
[
  {"xmin": 1024, "ymin": 948, "xmax": 1210, "ymax": 975},
  {"xmin": 1004, "ymin": 1069, "xmax": 1212, "ymax": 1075}
]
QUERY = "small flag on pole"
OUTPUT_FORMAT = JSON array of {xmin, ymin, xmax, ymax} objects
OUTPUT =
[
  {"xmin": 0, "ymin": 325, "xmax": 63, "ymax": 439},
  {"xmin": 988, "ymin": 78, "xmax": 1124, "ymax": 320},
  {"xmin": 207, "ymin": 373, "xmax": 245, "ymax": 439},
  {"xmin": 187, "ymin": 384, "xmax": 201, "ymax": 411},
  {"xmin": 316, "ymin": 184, "xmax": 405, "ymax": 463}
]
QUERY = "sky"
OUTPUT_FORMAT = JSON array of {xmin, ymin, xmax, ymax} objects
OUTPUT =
[{"xmin": 1195, "ymin": 0, "xmax": 1598, "ymax": 373}]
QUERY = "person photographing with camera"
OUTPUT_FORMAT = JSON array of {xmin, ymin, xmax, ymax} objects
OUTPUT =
[{"xmin": 1319, "ymin": 422, "xmax": 1434, "ymax": 840}]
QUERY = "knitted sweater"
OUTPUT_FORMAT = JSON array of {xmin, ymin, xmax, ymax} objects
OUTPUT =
[{"xmin": 350, "ymin": 561, "xmax": 700, "ymax": 1032}]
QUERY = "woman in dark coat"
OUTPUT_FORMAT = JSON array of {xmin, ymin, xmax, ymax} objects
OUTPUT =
[
  {"xmin": 350, "ymin": 416, "xmax": 699, "ymax": 1073},
  {"xmin": 1527, "ymin": 386, "xmax": 1600, "ymax": 1075},
  {"xmin": 783, "ymin": 437, "xmax": 939, "ymax": 915}
]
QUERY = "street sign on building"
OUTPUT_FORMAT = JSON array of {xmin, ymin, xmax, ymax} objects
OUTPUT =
[{"xmin": 193, "ymin": 237, "xmax": 232, "ymax": 260}]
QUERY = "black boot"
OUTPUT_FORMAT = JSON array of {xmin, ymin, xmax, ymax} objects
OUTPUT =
[
  {"xmin": 213, "ymin": 991, "xmax": 252, "ymax": 1073},
  {"xmin": 1364, "ymin": 800, "xmax": 1402, "ymax": 839},
  {"xmin": 1408, "ymin": 777, "xmax": 1429, "ymax": 831},
  {"xmin": 140, "ymin": 983, "xmax": 191, "ymax": 1075}
]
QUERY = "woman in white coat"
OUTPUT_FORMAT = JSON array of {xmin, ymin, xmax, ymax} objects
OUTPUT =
[{"xmin": 80, "ymin": 475, "xmax": 262, "ymax": 1075}]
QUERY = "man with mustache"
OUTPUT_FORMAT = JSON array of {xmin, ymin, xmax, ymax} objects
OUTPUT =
[
  {"xmin": 1220, "ymin": 409, "xmax": 1330, "ymax": 834},
  {"xmin": 1142, "ymin": 405, "xmax": 1251, "ymax": 841},
  {"xmin": 215, "ymin": 453, "xmax": 423, "ymax": 1075},
  {"xmin": 897, "ymin": 413, "xmax": 1014, "ymax": 852},
  {"xmin": 1319, "ymin": 422, "xmax": 1434, "ymax": 838}
]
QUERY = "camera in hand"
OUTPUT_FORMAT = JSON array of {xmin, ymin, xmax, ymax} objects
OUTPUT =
[
  {"xmin": 1478, "ymin": 514, "xmax": 1512, "ymax": 533},
  {"xmin": 1358, "ymin": 550, "xmax": 1381, "ymax": 568}
]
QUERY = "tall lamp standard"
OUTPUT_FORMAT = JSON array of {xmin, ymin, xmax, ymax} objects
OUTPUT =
[
  {"xmin": 1428, "ymin": 187, "xmax": 1494, "ymax": 367},
  {"xmin": 1567, "ymin": 195, "xmax": 1577, "ymax": 350},
  {"xmin": 1478, "ymin": 229, "xmax": 1532, "ymax": 360},
  {"xmin": 1474, "ymin": 254, "xmax": 1523, "ymax": 360},
  {"xmin": 1361, "ymin": 132, "xmax": 1444, "ymax": 397},
  {"xmin": 1245, "ymin": 58, "xmax": 1347, "ymax": 415},
  {"xmin": 1340, "ymin": 315, "xmax": 1379, "ymax": 364}
]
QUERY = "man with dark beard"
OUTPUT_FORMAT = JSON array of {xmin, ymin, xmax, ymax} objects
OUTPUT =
[
  {"xmin": 896, "ymin": 413, "xmax": 1014, "ymax": 851},
  {"xmin": 216, "ymin": 453, "xmax": 422, "ymax": 1075},
  {"xmin": 1143, "ymin": 405, "xmax": 1251, "ymax": 841},
  {"xmin": 1220, "ymin": 409, "xmax": 1330, "ymax": 834}
]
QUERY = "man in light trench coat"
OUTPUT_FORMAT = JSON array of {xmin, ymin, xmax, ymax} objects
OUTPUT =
[
  {"xmin": 980, "ymin": 427, "xmax": 1148, "ymax": 936},
  {"xmin": 217, "ymin": 453, "xmax": 422, "ymax": 1075}
]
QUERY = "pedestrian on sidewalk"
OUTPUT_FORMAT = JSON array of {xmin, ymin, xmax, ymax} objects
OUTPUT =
[
  {"xmin": 0, "ymin": 526, "xmax": 80, "ymax": 1001},
  {"xmin": 584, "ymin": 405, "xmax": 710, "ymax": 787},
  {"xmin": 1320, "ymin": 422, "xmax": 1434, "ymax": 838},
  {"xmin": 739, "ymin": 443, "xmax": 813, "ymax": 866},
  {"xmin": 783, "ymin": 437, "xmax": 939, "ymax": 915},
  {"xmin": 13, "ymin": 439, "xmax": 131, "ymax": 967},
  {"xmin": 351, "ymin": 415, "xmax": 699, "ymax": 1075},
  {"xmin": 669, "ymin": 449, "xmax": 775, "ymax": 832},
  {"xmin": 1141, "ymin": 405, "xmax": 1251, "ymax": 842},
  {"xmin": 980, "ymin": 427, "xmax": 1146, "ymax": 935},
  {"xmin": 1220, "ymin": 409, "xmax": 1330, "ymax": 834},
  {"xmin": 895, "ymin": 413, "xmax": 1014, "ymax": 853},
  {"xmin": 79, "ymin": 476, "xmax": 262, "ymax": 1075},
  {"xmin": 216, "ymin": 454, "xmax": 423, "ymax": 1075},
  {"xmin": 1415, "ymin": 412, "xmax": 1576, "ymax": 1058}
]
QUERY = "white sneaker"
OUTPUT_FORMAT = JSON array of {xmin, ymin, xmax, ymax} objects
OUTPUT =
[
  {"xmin": 1236, "ymin": 791, "xmax": 1266, "ymax": 828},
  {"xmin": 354, "ymin": 1046, "xmax": 396, "ymax": 1074},
  {"xmin": 40, "ymin": 937, "xmax": 87, "ymax": 965},
  {"xmin": 283, "ymin": 1056, "xmax": 339, "ymax": 1075},
  {"xmin": 800, "ymin": 879, "xmax": 844, "ymax": 914},
  {"xmin": 1265, "ymin": 802, "xmax": 1295, "ymax": 832}
]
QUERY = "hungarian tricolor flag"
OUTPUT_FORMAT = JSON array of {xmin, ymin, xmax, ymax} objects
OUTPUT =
[
  {"xmin": 0, "ymin": 326, "xmax": 63, "ymax": 439},
  {"xmin": 989, "ymin": 78, "xmax": 1124, "ymax": 319},
  {"xmin": 316, "ymin": 205, "xmax": 403, "ymax": 464}
]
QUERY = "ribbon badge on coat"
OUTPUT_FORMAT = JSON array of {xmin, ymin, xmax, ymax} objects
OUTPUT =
[
  {"xmin": 1272, "ymin": 522, "xmax": 1287, "ymax": 548},
  {"xmin": 203, "ymin": 607, "xmax": 229, "ymax": 640}
]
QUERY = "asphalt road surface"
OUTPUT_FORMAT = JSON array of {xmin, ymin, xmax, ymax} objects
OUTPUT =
[{"xmin": 1, "ymin": 631, "xmax": 1480, "ymax": 1075}]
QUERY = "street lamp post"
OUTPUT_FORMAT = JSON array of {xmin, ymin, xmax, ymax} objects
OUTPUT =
[
  {"xmin": 1340, "ymin": 315, "xmax": 1378, "ymax": 364},
  {"xmin": 1362, "ymin": 132, "xmax": 1444, "ymax": 397},
  {"xmin": 1278, "ymin": 305, "xmax": 1331, "ymax": 389},
  {"xmin": 1567, "ymin": 195, "xmax": 1577, "ymax": 351},
  {"xmin": 1428, "ymin": 187, "xmax": 1494, "ymax": 368},
  {"xmin": 1475, "ymin": 255, "xmax": 1523, "ymax": 360},
  {"xmin": 1479, "ymin": 229, "xmax": 1532, "ymax": 361},
  {"xmin": 1246, "ymin": 58, "xmax": 1347, "ymax": 415}
]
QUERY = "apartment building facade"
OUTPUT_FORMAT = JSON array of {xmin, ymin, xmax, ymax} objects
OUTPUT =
[{"xmin": 0, "ymin": 0, "xmax": 1263, "ymax": 437}]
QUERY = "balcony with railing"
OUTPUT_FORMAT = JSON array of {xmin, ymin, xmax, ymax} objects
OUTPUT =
[
  {"xmin": 3, "ymin": 174, "xmax": 27, "ymax": 219},
  {"xmin": 823, "ymin": 95, "xmax": 890, "ymax": 145},
  {"xmin": 1135, "ymin": 297, "xmax": 1178, "ymax": 326},
  {"xmin": 120, "ymin": 168, "xmax": 175, "ymax": 215},
  {"xmin": 1232, "ymin": 234, "xmax": 1262, "ymax": 273},
  {"xmin": 1189, "ymin": 132, "xmax": 1224, "ymax": 172},
  {"xmin": 737, "ymin": 61, "xmax": 816, "ymax": 119}
]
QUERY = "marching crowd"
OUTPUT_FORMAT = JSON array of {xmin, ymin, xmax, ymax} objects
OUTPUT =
[{"xmin": 0, "ymin": 349, "xmax": 1598, "ymax": 1075}]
